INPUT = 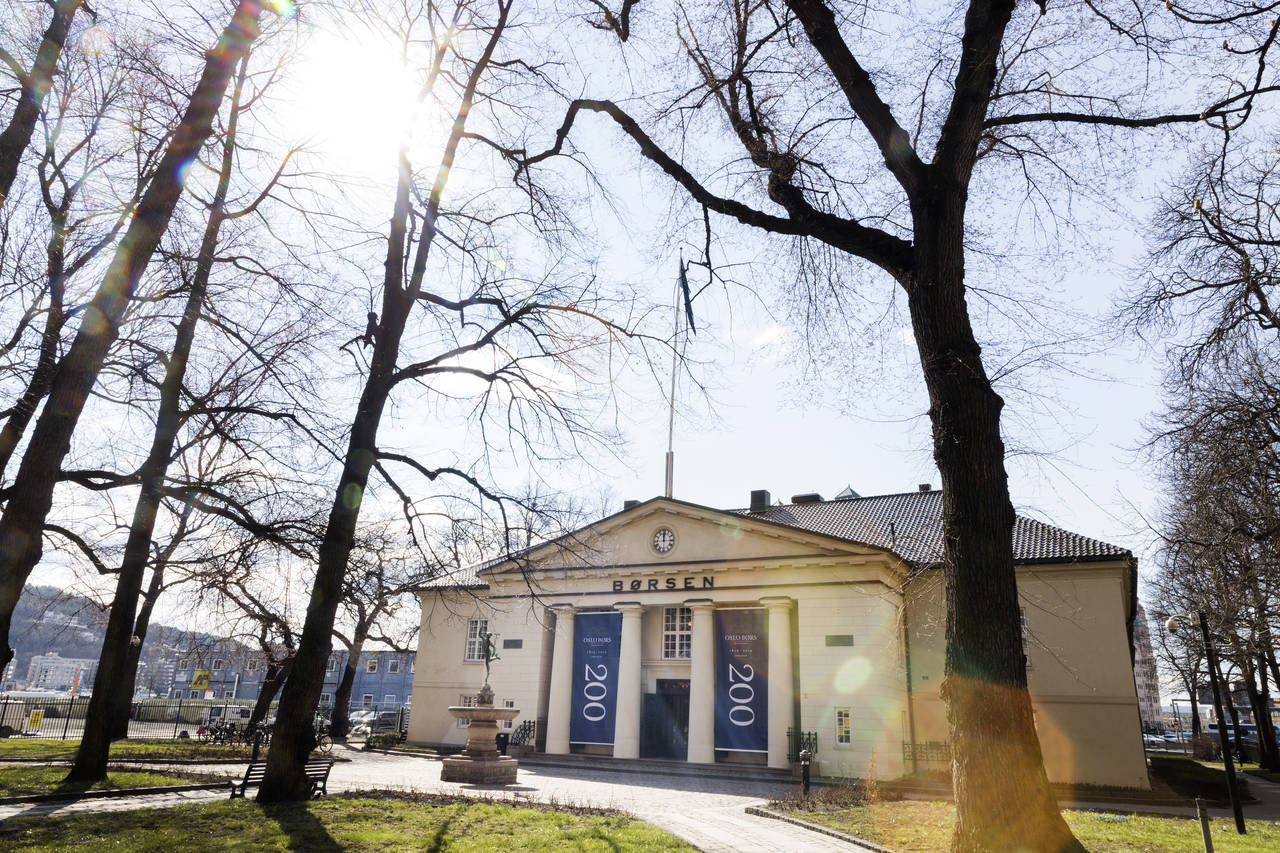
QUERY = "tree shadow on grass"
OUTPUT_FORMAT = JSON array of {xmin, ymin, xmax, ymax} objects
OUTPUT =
[
  {"xmin": 586, "ymin": 826, "xmax": 621, "ymax": 852},
  {"xmin": 260, "ymin": 802, "xmax": 344, "ymax": 852},
  {"xmin": 422, "ymin": 812, "xmax": 456, "ymax": 852}
]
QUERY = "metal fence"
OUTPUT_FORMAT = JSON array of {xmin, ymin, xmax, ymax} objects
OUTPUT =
[
  {"xmin": 787, "ymin": 727, "xmax": 818, "ymax": 762},
  {"xmin": 903, "ymin": 739, "xmax": 952, "ymax": 765},
  {"xmin": 0, "ymin": 695, "xmax": 410, "ymax": 741}
]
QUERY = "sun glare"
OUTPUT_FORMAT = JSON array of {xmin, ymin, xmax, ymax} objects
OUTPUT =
[{"xmin": 285, "ymin": 27, "xmax": 423, "ymax": 186}]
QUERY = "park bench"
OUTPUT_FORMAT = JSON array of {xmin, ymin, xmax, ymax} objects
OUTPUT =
[{"xmin": 229, "ymin": 759, "xmax": 334, "ymax": 799}]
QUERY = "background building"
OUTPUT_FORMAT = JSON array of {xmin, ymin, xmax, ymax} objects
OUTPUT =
[
  {"xmin": 24, "ymin": 653, "xmax": 98, "ymax": 692},
  {"xmin": 1132, "ymin": 604, "xmax": 1162, "ymax": 730}
]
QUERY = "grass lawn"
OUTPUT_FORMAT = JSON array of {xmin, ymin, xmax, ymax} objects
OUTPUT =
[
  {"xmin": 0, "ymin": 795, "xmax": 697, "ymax": 852},
  {"xmin": 789, "ymin": 799, "xmax": 1280, "ymax": 853},
  {"xmin": 0, "ymin": 738, "xmax": 340, "ymax": 762},
  {"xmin": 0, "ymin": 766, "xmax": 205, "ymax": 798},
  {"xmin": 1235, "ymin": 763, "xmax": 1280, "ymax": 784}
]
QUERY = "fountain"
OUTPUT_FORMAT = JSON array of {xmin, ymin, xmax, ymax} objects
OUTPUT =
[{"xmin": 441, "ymin": 632, "xmax": 520, "ymax": 784}]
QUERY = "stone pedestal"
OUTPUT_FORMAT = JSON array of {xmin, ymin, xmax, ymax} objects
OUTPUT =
[{"xmin": 441, "ymin": 689, "xmax": 521, "ymax": 785}]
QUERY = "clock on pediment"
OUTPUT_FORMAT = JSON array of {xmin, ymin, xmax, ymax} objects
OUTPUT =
[{"xmin": 651, "ymin": 526, "xmax": 676, "ymax": 555}]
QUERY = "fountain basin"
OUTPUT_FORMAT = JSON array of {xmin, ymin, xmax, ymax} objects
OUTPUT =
[{"xmin": 440, "ymin": 702, "xmax": 521, "ymax": 784}]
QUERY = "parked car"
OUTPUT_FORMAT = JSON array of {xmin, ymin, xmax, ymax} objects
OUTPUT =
[{"xmin": 1143, "ymin": 734, "xmax": 1167, "ymax": 748}]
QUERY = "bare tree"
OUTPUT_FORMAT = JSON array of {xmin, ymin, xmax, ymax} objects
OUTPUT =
[
  {"xmin": 258, "ymin": 0, "xmax": 636, "ymax": 800},
  {"xmin": 67, "ymin": 40, "xmax": 303, "ymax": 782},
  {"xmin": 0, "ymin": 0, "xmax": 84, "ymax": 207},
  {"xmin": 508, "ymin": 2, "xmax": 1280, "ymax": 848},
  {"xmin": 0, "ymin": 0, "xmax": 279, "ymax": 676}
]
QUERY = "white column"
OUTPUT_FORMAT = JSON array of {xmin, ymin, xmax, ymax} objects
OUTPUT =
[
  {"xmin": 613, "ymin": 602, "xmax": 643, "ymax": 759},
  {"xmin": 545, "ymin": 605, "xmax": 575, "ymax": 754},
  {"xmin": 686, "ymin": 599, "xmax": 716, "ymax": 764},
  {"xmin": 761, "ymin": 596, "xmax": 794, "ymax": 770}
]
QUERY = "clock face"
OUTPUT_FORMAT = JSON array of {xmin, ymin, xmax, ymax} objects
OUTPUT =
[{"xmin": 652, "ymin": 527, "xmax": 676, "ymax": 554}]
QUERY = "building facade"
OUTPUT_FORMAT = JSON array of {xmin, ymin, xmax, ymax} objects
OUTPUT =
[
  {"xmin": 167, "ymin": 645, "xmax": 414, "ymax": 711},
  {"xmin": 1131, "ymin": 604, "xmax": 1162, "ymax": 730},
  {"xmin": 409, "ymin": 490, "xmax": 1150, "ymax": 788},
  {"xmin": 24, "ymin": 653, "xmax": 98, "ymax": 693}
]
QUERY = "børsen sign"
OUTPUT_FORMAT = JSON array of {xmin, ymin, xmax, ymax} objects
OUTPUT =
[{"xmin": 611, "ymin": 575, "xmax": 714, "ymax": 593}]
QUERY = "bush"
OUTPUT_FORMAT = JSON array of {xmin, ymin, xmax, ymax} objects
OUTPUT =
[
  {"xmin": 1193, "ymin": 734, "xmax": 1220, "ymax": 760},
  {"xmin": 364, "ymin": 732, "xmax": 405, "ymax": 750}
]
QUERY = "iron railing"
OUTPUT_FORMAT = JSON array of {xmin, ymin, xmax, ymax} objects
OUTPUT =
[{"xmin": 787, "ymin": 727, "xmax": 818, "ymax": 763}]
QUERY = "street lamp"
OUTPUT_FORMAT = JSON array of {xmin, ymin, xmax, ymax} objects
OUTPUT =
[{"xmin": 1167, "ymin": 611, "xmax": 1246, "ymax": 835}]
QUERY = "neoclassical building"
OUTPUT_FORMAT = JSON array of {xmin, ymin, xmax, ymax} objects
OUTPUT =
[{"xmin": 408, "ymin": 488, "xmax": 1150, "ymax": 788}]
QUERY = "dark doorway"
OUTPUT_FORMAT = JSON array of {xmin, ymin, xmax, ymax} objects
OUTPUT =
[{"xmin": 640, "ymin": 678, "xmax": 690, "ymax": 760}]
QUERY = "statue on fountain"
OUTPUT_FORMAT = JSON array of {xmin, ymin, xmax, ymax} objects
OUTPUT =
[{"xmin": 441, "ymin": 627, "xmax": 520, "ymax": 784}]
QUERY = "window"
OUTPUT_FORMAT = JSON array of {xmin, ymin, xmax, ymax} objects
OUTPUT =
[
  {"xmin": 662, "ymin": 607, "xmax": 692, "ymax": 660},
  {"xmin": 212, "ymin": 659, "xmax": 226, "ymax": 671},
  {"xmin": 367, "ymin": 657, "xmax": 378, "ymax": 673},
  {"xmin": 224, "ymin": 690, "xmax": 235, "ymax": 699},
  {"xmin": 836, "ymin": 708, "xmax": 851, "ymax": 745},
  {"xmin": 246, "ymin": 659, "xmax": 259, "ymax": 671},
  {"xmin": 178, "ymin": 659, "xmax": 190, "ymax": 671},
  {"xmin": 326, "ymin": 656, "xmax": 338, "ymax": 673},
  {"xmin": 189, "ymin": 690, "xmax": 200, "ymax": 699},
  {"xmin": 319, "ymin": 693, "xmax": 333, "ymax": 706},
  {"xmin": 362, "ymin": 694, "xmax": 374, "ymax": 708},
  {"xmin": 457, "ymin": 693, "xmax": 476, "ymax": 728},
  {"xmin": 502, "ymin": 699, "xmax": 515, "ymax": 730},
  {"xmin": 384, "ymin": 693, "xmax": 397, "ymax": 705},
  {"xmin": 388, "ymin": 659, "xmax": 400, "ymax": 674},
  {"xmin": 465, "ymin": 619, "xmax": 489, "ymax": 662}
]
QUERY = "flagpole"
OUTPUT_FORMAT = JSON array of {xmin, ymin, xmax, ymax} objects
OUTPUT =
[{"xmin": 665, "ymin": 256, "xmax": 683, "ymax": 499}]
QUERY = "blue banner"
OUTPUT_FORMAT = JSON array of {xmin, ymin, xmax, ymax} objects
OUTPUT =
[
  {"xmin": 715, "ymin": 608, "xmax": 768, "ymax": 752},
  {"xmin": 570, "ymin": 611, "xmax": 622, "ymax": 745}
]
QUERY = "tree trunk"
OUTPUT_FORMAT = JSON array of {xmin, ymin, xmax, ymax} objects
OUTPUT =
[
  {"xmin": 64, "ymin": 52, "xmax": 250, "ymax": 785},
  {"xmin": 0, "ymin": 0, "xmax": 265, "ymax": 677},
  {"xmin": 0, "ymin": 206, "xmax": 69, "ymax": 481},
  {"xmin": 1246, "ymin": 656, "xmax": 1280, "ymax": 770},
  {"xmin": 1221, "ymin": 675, "xmax": 1247, "ymax": 761},
  {"xmin": 250, "ymin": 659, "xmax": 290, "ymax": 728},
  {"xmin": 108, "ymin": 559, "xmax": 168, "ymax": 740},
  {"xmin": 905, "ymin": 193, "xmax": 1082, "ymax": 853},
  {"xmin": 1189, "ymin": 686, "xmax": 1203, "ymax": 738},
  {"xmin": 330, "ymin": 637, "xmax": 366, "ymax": 740},
  {"xmin": 257, "ymin": 183, "xmax": 414, "ymax": 801},
  {"xmin": 0, "ymin": 0, "xmax": 80, "ymax": 207}
]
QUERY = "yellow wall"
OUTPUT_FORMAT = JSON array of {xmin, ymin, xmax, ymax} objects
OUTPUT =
[{"xmin": 906, "ymin": 563, "xmax": 1149, "ymax": 789}]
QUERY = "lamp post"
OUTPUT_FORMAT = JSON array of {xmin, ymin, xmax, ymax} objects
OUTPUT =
[{"xmin": 1168, "ymin": 611, "xmax": 1246, "ymax": 835}]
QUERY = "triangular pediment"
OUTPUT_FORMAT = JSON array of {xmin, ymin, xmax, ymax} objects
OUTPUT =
[{"xmin": 481, "ymin": 497, "xmax": 893, "ymax": 578}]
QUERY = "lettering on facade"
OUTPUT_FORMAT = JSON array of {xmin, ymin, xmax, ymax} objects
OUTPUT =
[{"xmin": 611, "ymin": 576, "xmax": 714, "ymax": 593}]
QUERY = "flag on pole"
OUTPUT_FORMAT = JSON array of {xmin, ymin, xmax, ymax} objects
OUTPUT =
[{"xmin": 679, "ymin": 261, "xmax": 696, "ymax": 335}]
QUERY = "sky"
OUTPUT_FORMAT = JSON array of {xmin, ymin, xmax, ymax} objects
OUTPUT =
[
  {"xmin": 258, "ymin": 5, "xmax": 1180, "ymax": 602},
  {"xmin": 27, "ymin": 1, "xmax": 1189, "ymax": 643}
]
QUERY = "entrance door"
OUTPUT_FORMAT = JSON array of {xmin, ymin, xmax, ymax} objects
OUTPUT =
[{"xmin": 640, "ymin": 679, "xmax": 690, "ymax": 760}]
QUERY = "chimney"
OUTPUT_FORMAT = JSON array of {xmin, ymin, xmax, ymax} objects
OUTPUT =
[
  {"xmin": 918, "ymin": 483, "xmax": 932, "ymax": 492},
  {"xmin": 623, "ymin": 500, "xmax": 640, "ymax": 511},
  {"xmin": 749, "ymin": 489, "xmax": 771, "ymax": 512},
  {"xmin": 791, "ymin": 493, "xmax": 823, "ymax": 504}
]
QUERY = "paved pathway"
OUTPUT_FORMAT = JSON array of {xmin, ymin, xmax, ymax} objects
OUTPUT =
[{"xmin": 0, "ymin": 748, "xmax": 864, "ymax": 852}]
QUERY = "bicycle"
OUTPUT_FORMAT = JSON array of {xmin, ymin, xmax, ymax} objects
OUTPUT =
[{"xmin": 313, "ymin": 721, "xmax": 332, "ymax": 755}]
